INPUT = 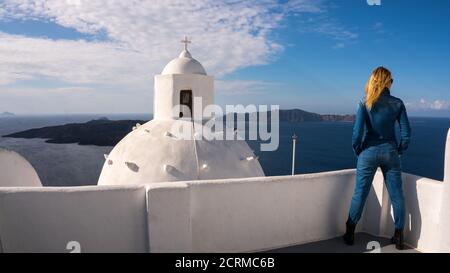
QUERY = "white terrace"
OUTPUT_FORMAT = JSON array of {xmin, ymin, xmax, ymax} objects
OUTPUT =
[{"xmin": 0, "ymin": 129, "xmax": 448, "ymax": 253}]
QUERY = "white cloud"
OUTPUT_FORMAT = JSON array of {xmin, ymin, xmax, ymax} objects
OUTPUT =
[
  {"xmin": 406, "ymin": 98, "xmax": 450, "ymax": 111},
  {"xmin": 0, "ymin": 85, "xmax": 153, "ymax": 114},
  {"xmin": 312, "ymin": 20, "xmax": 359, "ymax": 41},
  {"xmin": 0, "ymin": 32, "xmax": 151, "ymax": 87},
  {"xmin": 0, "ymin": 0, "xmax": 322, "ymax": 87},
  {"xmin": 0, "ymin": 1, "xmax": 358, "ymax": 113},
  {"xmin": 297, "ymin": 11, "xmax": 359, "ymax": 49}
]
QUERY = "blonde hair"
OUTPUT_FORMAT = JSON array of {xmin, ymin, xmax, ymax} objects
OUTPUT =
[{"xmin": 365, "ymin": 66, "xmax": 392, "ymax": 109}]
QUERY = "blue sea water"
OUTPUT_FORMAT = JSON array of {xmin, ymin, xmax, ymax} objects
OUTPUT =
[
  {"xmin": 0, "ymin": 115, "xmax": 449, "ymax": 186},
  {"xmin": 249, "ymin": 117, "xmax": 450, "ymax": 181},
  {"xmin": 0, "ymin": 114, "xmax": 150, "ymax": 186}
]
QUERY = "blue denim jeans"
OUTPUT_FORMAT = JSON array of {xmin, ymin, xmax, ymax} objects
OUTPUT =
[{"xmin": 348, "ymin": 143, "xmax": 405, "ymax": 230}]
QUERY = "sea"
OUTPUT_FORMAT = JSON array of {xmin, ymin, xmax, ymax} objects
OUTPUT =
[{"xmin": 0, "ymin": 114, "xmax": 449, "ymax": 186}]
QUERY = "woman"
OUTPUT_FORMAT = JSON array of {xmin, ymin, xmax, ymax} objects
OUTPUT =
[{"xmin": 343, "ymin": 67, "xmax": 411, "ymax": 250}]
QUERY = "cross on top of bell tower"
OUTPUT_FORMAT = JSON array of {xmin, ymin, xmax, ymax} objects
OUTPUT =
[{"xmin": 181, "ymin": 36, "xmax": 191, "ymax": 51}]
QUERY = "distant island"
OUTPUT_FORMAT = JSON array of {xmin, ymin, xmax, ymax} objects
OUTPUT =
[
  {"xmin": 4, "ymin": 118, "xmax": 146, "ymax": 146},
  {"xmin": 281, "ymin": 109, "xmax": 354, "ymax": 122},
  {"xmin": 0, "ymin": 111, "xmax": 15, "ymax": 117},
  {"xmin": 3, "ymin": 109, "xmax": 354, "ymax": 146},
  {"xmin": 226, "ymin": 109, "xmax": 354, "ymax": 122}
]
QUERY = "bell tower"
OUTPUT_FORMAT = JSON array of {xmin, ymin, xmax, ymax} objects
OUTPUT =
[{"xmin": 154, "ymin": 37, "xmax": 214, "ymax": 120}]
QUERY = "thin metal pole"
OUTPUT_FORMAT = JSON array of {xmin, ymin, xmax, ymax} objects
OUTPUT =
[{"xmin": 291, "ymin": 132, "xmax": 298, "ymax": 176}]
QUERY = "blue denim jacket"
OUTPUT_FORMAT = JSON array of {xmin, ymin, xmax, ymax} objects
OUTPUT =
[{"xmin": 352, "ymin": 88, "xmax": 411, "ymax": 156}]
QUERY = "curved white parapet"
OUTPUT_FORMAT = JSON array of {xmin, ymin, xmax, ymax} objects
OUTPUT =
[{"xmin": 0, "ymin": 148, "xmax": 42, "ymax": 187}]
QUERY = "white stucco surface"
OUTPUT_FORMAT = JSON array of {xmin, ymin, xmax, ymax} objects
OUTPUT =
[
  {"xmin": 146, "ymin": 170, "xmax": 449, "ymax": 253},
  {"xmin": 147, "ymin": 170, "xmax": 356, "ymax": 252},
  {"xmin": 0, "ymin": 185, "xmax": 148, "ymax": 253},
  {"xmin": 153, "ymin": 74, "xmax": 214, "ymax": 120},
  {"xmin": 97, "ymin": 119, "xmax": 264, "ymax": 185},
  {"xmin": 162, "ymin": 49, "xmax": 207, "ymax": 75},
  {"xmin": 1, "ymin": 168, "xmax": 449, "ymax": 252},
  {"xmin": 0, "ymin": 148, "xmax": 41, "ymax": 187}
]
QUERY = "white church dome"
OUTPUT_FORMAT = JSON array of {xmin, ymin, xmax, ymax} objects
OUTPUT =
[
  {"xmin": 97, "ymin": 119, "xmax": 264, "ymax": 185},
  {"xmin": 161, "ymin": 49, "xmax": 207, "ymax": 75},
  {"xmin": 0, "ymin": 148, "xmax": 42, "ymax": 187}
]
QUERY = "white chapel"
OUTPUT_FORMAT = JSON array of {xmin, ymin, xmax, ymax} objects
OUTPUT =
[{"xmin": 97, "ymin": 38, "xmax": 265, "ymax": 185}]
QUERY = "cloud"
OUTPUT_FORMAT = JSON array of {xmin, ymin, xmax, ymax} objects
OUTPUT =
[
  {"xmin": 406, "ymin": 98, "xmax": 450, "ymax": 111},
  {"xmin": 0, "ymin": 0, "xmax": 323, "ymax": 86},
  {"xmin": 296, "ymin": 12, "xmax": 359, "ymax": 49},
  {"xmin": 311, "ymin": 20, "xmax": 359, "ymax": 41},
  {"xmin": 0, "ymin": 85, "xmax": 153, "ymax": 114},
  {"xmin": 0, "ymin": 0, "xmax": 355, "ymax": 113},
  {"xmin": 284, "ymin": 0, "xmax": 325, "ymax": 14},
  {"xmin": 0, "ymin": 32, "xmax": 151, "ymax": 87}
]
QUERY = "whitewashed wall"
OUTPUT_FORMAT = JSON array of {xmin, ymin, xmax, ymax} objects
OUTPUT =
[
  {"xmin": 0, "ymin": 185, "xmax": 148, "ymax": 253},
  {"xmin": 154, "ymin": 74, "xmax": 214, "ymax": 120},
  {"xmin": 0, "ymin": 171, "xmax": 448, "ymax": 253},
  {"xmin": 147, "ymin": 170, "xmax": 356, "ymax": 253},
  {"xmin": 147, "ymin": 169, "xmax": 449, "ymax": 253},
  {"xmin": 361, "ymin": 173, "xmax": 445, "ymax": 252}
]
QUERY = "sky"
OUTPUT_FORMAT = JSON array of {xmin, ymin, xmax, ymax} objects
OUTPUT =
[{"xmin": 0, "ymin": 0, "xmax": 449, "ymax": 117}]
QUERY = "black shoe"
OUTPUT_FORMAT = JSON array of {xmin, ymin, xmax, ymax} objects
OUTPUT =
[
  {"xmin": 391, "ymin": 229, "xmax": 404, "ymax": 250},
  {"xmin": 343, "ymin": 219, "xmax": 356, "ymax": 246}
]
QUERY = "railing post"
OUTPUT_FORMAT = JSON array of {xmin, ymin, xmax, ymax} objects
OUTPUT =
[{"xmin": 291, "ymin": 132, "xmax": 298, "ymax": 176}]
